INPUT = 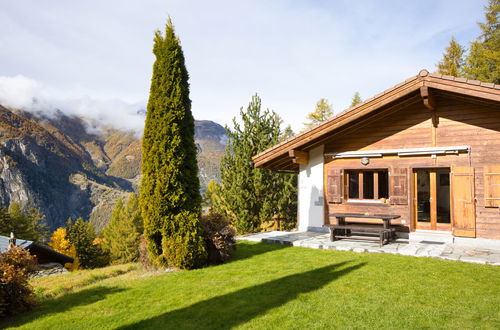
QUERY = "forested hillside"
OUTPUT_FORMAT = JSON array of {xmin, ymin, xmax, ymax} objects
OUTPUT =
[{"xmin": 0, "ymin": 105, "xmax": 226, "ymax": 231}]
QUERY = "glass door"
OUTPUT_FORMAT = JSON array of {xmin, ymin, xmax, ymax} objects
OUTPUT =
[{"xmin": 414, "ymin": 169, "xmax": 451, "ymax": 231}]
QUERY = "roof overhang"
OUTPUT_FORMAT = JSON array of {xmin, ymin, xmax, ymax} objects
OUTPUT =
[{"xmin": 252, "ymin": 70, "xmax": 500, "ymax": 171}]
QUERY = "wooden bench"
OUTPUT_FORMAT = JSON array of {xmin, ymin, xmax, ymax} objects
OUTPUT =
[{"xmin": 324, "ymin": 213, "xmax": 401, "ymax": 247}]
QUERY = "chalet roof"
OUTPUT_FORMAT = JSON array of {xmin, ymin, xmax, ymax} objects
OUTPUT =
[
  {"xmin": 252, "ymin": 69, "xmax": 500, "ymax": 171},
  {"xmin": 0, "ymin": 235, "xmax": 74, "ymax": 265}
]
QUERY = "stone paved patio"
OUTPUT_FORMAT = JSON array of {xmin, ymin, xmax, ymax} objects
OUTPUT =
[{"xmin": 236, "ymin": 231, "xmax": 500, "ymax": 266}]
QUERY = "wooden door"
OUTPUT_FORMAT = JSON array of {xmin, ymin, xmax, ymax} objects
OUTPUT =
[
  {"xmin": 413, "ymin": 169, "xmax": 451, "ymax": 231},
  {"xmin": 451, "ymin": 166, "xmax": 476, "ymax": 238}
]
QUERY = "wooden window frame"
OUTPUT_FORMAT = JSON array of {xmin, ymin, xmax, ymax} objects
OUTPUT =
[{"xmin": 345, "ymin": 169, "xmax": 389, "ymax": 202}]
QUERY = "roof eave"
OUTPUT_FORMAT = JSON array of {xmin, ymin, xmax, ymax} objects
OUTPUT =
[{"xmin": 253, "ymin": 70, "xmax": 500, "ymax": 170}]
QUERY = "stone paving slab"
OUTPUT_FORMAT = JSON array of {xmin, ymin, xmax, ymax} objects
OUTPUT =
[{"xmin": 236, "ymin": 231, "xmax": 500, "ymax": 266}]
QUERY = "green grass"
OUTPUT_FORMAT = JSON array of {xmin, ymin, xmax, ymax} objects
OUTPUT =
[{"xmin": 3, "ymin": 241, "xmax": 500, "ymax": 329}]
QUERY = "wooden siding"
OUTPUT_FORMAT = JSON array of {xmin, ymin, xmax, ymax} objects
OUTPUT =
[{"xmin": 324, "ymin": 94, "xmax": 500, "ymax": 239}]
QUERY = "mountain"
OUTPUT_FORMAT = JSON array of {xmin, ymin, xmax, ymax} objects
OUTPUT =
[{"xmin": 0, "ymin": 105, "xmax": 227, "ymax": 231}]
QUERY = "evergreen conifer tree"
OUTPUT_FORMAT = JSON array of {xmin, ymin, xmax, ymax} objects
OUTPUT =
[
  {"xmin": 0, "ymin": 203, "xmax": 47, "ymax": 242},
  {"xmin": 218, "ymin": 95, "xmax": 297, "ymax": 233},
  {"xmin": 66, "ymin": 217, "xmax": 100, "ymax": 269},
  {"xmin": 204, "ymin": 179, "xmax": 221, "ymax": 213},
  {"xmin": 350, "ymin": 92, "xmax": 362, "ymax": 107},
  {"xmin": 103, "ymin": 194, "xmax": 143, "ymax": 264},
  {"xmin": 304, "ymin": 98, "xmax": 333, "ymax": 129},
  {"xmin": 464, "ymin": 0, "xmax": 499, "ymax": 83},
  {"xmin": 437, "ymin": 37, "xmax": 466, "ymax": 76},
  {"xmin": 140, "ymin": 19, "xmax": 206, "ymax": 269}
]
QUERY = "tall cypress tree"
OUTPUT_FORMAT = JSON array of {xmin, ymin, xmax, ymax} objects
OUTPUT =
[{"xmin": 140, "ymin": 19, "xmax": 206, "ymax": 269}]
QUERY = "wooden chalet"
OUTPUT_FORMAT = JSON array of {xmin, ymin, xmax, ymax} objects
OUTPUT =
[{"xmin": 253, "ymin": 70, "xmax": 500, "ymax": 241}]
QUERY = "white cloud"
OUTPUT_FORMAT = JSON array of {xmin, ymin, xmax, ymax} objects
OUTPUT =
[
  {"xmin": 0, "ymin": 75, "xmax": 146, "ymax": 133},
  {"xmin": 0, "ymin": 0, "xmax": 486, "ymax": 133}
]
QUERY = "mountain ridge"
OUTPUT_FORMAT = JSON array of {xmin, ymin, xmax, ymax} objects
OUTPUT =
[{"xmin": 0, "ymin": 105, "xmax": 227, "ymax": 231}]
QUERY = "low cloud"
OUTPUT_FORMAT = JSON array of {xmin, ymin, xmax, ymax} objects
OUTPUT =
[{"xmin": 0, "ymin": 75, "xmax": 146, "ymax": 134}]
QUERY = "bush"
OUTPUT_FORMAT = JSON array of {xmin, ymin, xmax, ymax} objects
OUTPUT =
[
  {"xmin": 0, "ymin": 247, "xmax": 37, "ymax": 318},
  {"xmin": 162, "ymin": 212, "xmax": 207, "ymax": 270},
  {"xmin": 201, "ymin": 212, "xmax": 236, "ymax": 265}
]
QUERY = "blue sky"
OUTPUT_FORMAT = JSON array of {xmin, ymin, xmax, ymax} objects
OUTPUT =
[{"xmin": 0, "ymin": 0, "xmax": 486, "ymax": 132}]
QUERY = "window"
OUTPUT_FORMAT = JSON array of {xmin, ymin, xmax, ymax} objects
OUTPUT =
[{"xmin": 346, "ymin": 170, "xmax": 389, "ymax": 201}]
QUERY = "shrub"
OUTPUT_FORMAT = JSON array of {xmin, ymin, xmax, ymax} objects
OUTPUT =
[
  {"xmin": 0, "ymin": 247, "xmax": 37, "ymax": 318},
  {"xmin": 162, "ymin": 212, "xmax": 207, "ymax": 270},
  {"xmin": 201, "ymin": 212, "xmax": 236, "ymax": 265}
]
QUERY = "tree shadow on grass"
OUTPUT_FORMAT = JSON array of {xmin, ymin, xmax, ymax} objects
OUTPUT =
[
  {"xmin": 2, "ymin": 286, "xmax": 126, "ymax": 327},
  {"xmin": 119, "ymin": 261, "xmax": 365, "ymax": 330},
  {"xmin": 230, "ymin": 241, "xmax": 292, "ymax": 263}
]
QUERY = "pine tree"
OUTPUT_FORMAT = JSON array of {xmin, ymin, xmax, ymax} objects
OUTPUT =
[
  {"xmin": 350, "ymin": 92, "xmax": 362, "ymax": 107},
  {"xmin": 218, "ymin": 95, "xmax": 297, "ymax": 233},
  {"xmin": 304, "ymin": 98, "xmax": 333, "ymax": 129},
  {"xmin": 103, "ymin": 194, "xmax": 143, "ymax": 264},
  {"xmin": 49, "ymin": 228, "xmax": 80, "ymax": 271},
  {"xmin": 0, "ymin": 203, "xmax": 48, "ymax": 242},
  {"xmin": 266, "ymin": 125, "xmax": 298, "ymax": 231},
  {"xmin": 140, "ymin": 18, "xmax": 206, "ymax": 269},
  {"xmin": 437, "ymin": 37, "xmax": 466, "ymax": 76},
  {"xmin": 66, "ymin": 217, "xmax": 100, "ymax": 269},
  {"xmin": 464, "ymin": 0, "xmax": 499, "ymax": 83}
]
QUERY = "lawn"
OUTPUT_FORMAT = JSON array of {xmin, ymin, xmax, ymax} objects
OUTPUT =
[{"xmin": 2, "ymin": 241, "xmax": 499, "ymax": 329}]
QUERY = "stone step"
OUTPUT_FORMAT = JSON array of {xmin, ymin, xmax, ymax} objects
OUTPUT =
[{"xmin": 409, "ymin": 230, "xmax": 453, "ymax": 244}]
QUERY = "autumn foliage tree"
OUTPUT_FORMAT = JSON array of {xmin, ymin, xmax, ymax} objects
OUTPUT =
[
  {"xmin": 140, "ymin": 19, "xmax": 206, "ymax": 269},
  {"xmin": 304, "ymin": 98, "xmax": 333, "ymax": 129},
  {"xmin": 49, "ymin": 228, "xmax": 80, "ymax": 271},
  {"xmin": 437, "ymin": 37, "xmax": 466, "ymax": 76},
  {"xmin": 0, "ymin": 247, "xmax": 37, "ymax": 317}
]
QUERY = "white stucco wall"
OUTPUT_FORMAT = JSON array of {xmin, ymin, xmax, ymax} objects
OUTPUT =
[{"xmin": 297, "ymin": 145, "xmax": 326, "ymax": 232}]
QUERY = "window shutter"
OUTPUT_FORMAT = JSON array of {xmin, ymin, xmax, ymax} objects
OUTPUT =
[
  {"xmin": 327, "ymin": 168, "xmax": 342, "ymax": 204},
  {"xmin": 390, "ymin": 168, "xmax": 408, "ymax": 205},
  {"xmin": 484, "ymin": 165, "xmax": 500, "ymax": 208},
  {"xmin": 451, "ymin": 166, "xmax": 476, "ymax": 237}
]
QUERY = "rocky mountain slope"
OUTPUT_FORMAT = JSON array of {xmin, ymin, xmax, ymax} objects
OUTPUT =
[{"xmin": 0, "ymin": 105, "xmax": 227, "ymax": 231}]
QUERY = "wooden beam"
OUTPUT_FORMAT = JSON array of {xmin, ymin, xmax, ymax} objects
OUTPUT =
[
  {"xmin": 289, "ymin": 149, "xmax": 309, "ymax": 165},
  {"xmin": 253, "ymin": 75, "xmax": 500, "ymax": 168},
  {"xmin": 420, "ymin": 86, "xmax": 436, "ymax": 110},
  {"xmin": 252, "ymin": 80, "xmax": 423, "ymax": 167},
  {"xmin": 256, "ymin": 95, "xmax": 422, "ymax": 169},
  {"xmin": 425, "ymin": 79, "xmax": 500, "ymax": 103}
]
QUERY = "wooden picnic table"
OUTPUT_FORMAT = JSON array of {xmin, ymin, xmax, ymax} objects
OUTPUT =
[{"xmin": 324, "ymin": 213, "xmax": 401, "ymax": 247}]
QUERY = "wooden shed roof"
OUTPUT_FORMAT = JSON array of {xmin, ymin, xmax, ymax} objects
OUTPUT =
[{"xmin": 252, "ymin": 69, "xmax": 500, "ymax": 171}]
